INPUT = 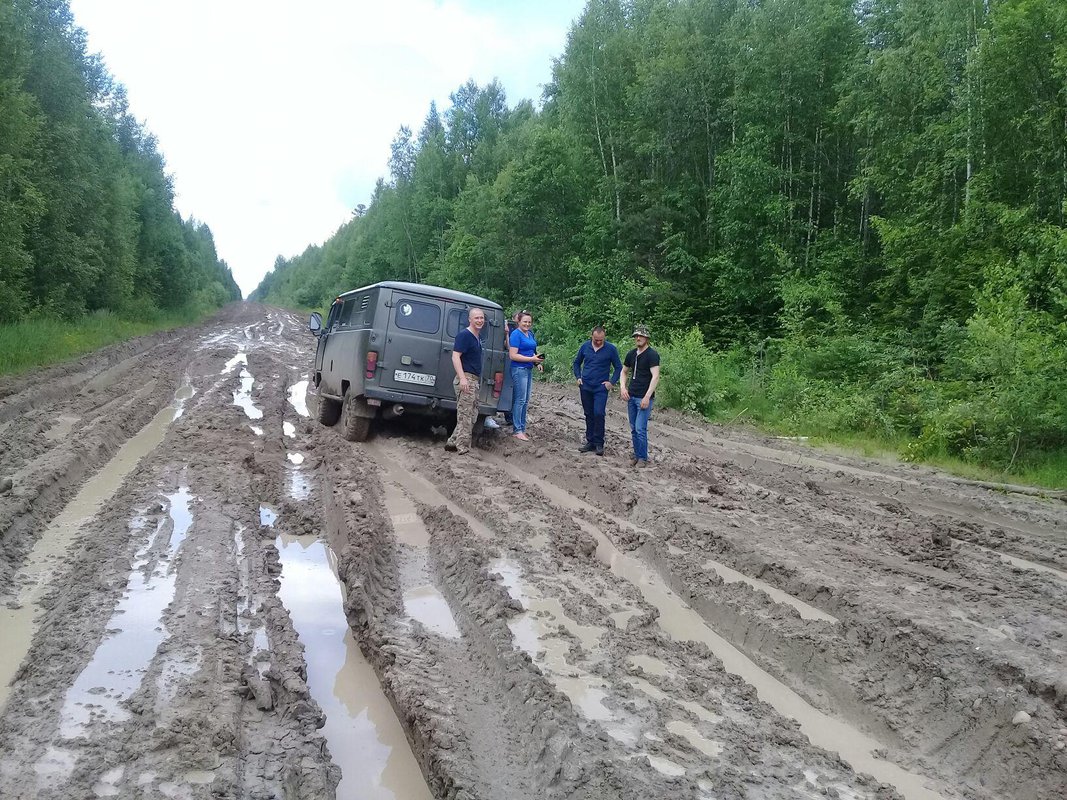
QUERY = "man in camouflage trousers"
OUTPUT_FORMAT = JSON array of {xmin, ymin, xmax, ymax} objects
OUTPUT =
[{"xmin": 445, "ymin": 307, "xmax": 485, "ymax": 455}]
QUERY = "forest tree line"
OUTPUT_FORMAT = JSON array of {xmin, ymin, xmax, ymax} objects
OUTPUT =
[
  {"xmin": 0, "ymin": 0, "xmax": 241, "ymax": 325},
  {"xmin": 252, "ymin": 0, "xmax": 1067, "ymax": 477}
]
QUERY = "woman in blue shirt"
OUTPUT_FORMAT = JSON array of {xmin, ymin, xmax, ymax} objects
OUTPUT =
[{"xmin": 508, "ymin": 311, "xmax": 544, "ymax": 441}]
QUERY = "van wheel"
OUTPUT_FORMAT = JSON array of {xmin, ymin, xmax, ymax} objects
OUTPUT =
[
  {"xmin": 316, "ymin": 394, "xmax": 342, "ymax": 426},
  {"xmin": 340, "ymin": 394, "xmax": 373, "ymax": 442},
  {"xmin": 472, "ymin": 414, "xmax": 486, "ymax": 437}
]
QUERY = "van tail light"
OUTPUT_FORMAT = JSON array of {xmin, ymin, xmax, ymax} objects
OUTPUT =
[
  {"xmin": 493, "ymin": 371, "xmax": 503, "ymax": 398},
  {"xmin": 365, "ymin": 351, "xmax": 378, "ymax": 379}
]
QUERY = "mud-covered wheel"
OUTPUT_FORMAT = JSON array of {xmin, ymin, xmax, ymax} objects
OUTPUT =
[
  {"xmin": 340, "ymin": 393, "xmax": 373, "ymax": 442},
  {"xmin": 315, "ymin": 392, "xmax": 341, "ymax": 426},
  {"xmin": 472, "ymin": 414, "xmax": 486, "ymax": 438}
]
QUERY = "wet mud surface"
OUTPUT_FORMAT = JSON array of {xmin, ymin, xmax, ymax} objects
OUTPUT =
[{"xmin": 0, "ymin": 303, "xmax": 1064, "ymax": 799}]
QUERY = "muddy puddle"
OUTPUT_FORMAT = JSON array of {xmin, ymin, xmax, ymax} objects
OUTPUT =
[
  {"xmin": 0, "ymin": 383, "xmax": 194, "ymax": 711},
  {"xmin": 287, "ymin": 379, "xmax": 310, "ymax": 418},
  {"xmin": 275, "ymin": 533, "xmax": 432, "ymax": 800},
  {"xmin": 56, "ymin": 488, "xmax": 193, "ymax": 738},
  {"xmin": 232, "ymin": 368, "xmax": 263, "ymax": 420}
]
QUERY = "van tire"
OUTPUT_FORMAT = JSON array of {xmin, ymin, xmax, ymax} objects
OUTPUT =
[
  {"xmin": 316, "ymin": 394, "xmax": 342, "ymax": 426},
  {"xmin": 340, "ymin": 394, "xmax": 373, "ymax": 442}
]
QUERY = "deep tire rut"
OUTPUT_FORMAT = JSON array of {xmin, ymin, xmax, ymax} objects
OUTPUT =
[{"xmin": 0, "ymin": 304, "xmax": 1064, "ymax": 800}]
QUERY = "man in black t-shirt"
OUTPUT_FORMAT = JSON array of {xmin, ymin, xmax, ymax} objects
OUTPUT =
[{"xmin": 620, "ymin": 325, "xmax": 661, "ymax": 467}]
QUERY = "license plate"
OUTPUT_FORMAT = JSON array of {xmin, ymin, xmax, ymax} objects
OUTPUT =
[{"xmin": 394, "ymin": 370, "xmax": 436, "ymax": 387}]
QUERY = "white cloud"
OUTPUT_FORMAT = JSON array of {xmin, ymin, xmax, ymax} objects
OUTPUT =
[{"xmin": 68, "ymin": 0, "xmax": 584, "ymax": 296}]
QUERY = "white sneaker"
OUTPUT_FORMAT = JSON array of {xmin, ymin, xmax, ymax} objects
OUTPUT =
[{"xmin": 483, "ymin": 417, "xmax": 500, "ymax": 430}]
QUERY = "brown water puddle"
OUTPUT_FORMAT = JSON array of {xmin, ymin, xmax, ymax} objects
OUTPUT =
[
  {"xmin": 275, "ymin": 533, "xmax": 432, "ymax": 800},
  {"xmin": 55, "ymin": 488, "xmax": 193, "ymax": 739},
  {"xmin": 489, "ymin": 455, "xmax": 949, "ymax": 800},
  {"xmin": 0, "ymin": 383, "xmax": 191, "ymax": 712}
]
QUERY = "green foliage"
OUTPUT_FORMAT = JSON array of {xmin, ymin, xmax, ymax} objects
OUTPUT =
[
  {"xmin": 526, "ymin": 302, "xmax": 588, "ymax": 382},
  {"xmin": 0, "ymin": 0, "xmax": 240, "ymax": 327},
  {"xmin": 657, "ymin": 326, "xmax": 721, "ymax": 415},
  {"xmin": 250, "ymin": 0, "xmax": 1067, "ymax": 485}
]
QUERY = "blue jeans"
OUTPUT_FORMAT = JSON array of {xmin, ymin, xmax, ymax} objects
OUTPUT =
[
  {"xmin": 580, "ymin": 386, "xmax": 609, "ymax": 446},
  {"xmin": 510, "ymin": 366, "xmax": 533, "ymax": 433},
  {"xmin": 627, "ymin": 395, "xmax": 654, "ymax": 460}
]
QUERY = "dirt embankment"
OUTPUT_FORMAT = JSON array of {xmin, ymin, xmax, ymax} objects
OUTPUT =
[{"xmin": 0, "ymin": 303, "xmax": 1064, "ymax": 799}]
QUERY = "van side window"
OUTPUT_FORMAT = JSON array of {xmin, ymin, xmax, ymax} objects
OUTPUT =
[
  {"xmin": 325, "ymin": 300, "xmax": 343, "ymax": 329},
  {"xmin": 338, "ymin": 299, "xmax": 356, "ymax": 327},
  {"xmin": 394, "ymin": 300, "xmax": 441, "ymax": 334}
]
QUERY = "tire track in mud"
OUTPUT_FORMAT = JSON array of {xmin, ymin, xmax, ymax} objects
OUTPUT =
[
  {"xmin": 0, "ymin": 307, "xmax": 345, "ymax": 799},
  {"xmin": 2, "ymin": 305, "xmax": 1065, "ymax": 800},
  {"xmin": 324, "ymin": 438, "xmax": 646, "ymax": 798},
  {"xmin": 372, "ymin": 437, "xmax": 947, "ymax": 799},
  {"xmin": 0, "ymin": 334, "xmax": 198, "ymax": 597},
  {"xmin": 470, "ymin": 392, "xmax": 1067, "ymax": 799}
]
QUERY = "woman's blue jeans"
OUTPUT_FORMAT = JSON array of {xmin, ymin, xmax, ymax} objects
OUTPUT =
[
  {"xmin": 627, "ymin": 395, "xmax": 654, "ymax": 460},
  {"xmin": 510, "ymin": 366, "xmax": 533, "ymax": 433}
]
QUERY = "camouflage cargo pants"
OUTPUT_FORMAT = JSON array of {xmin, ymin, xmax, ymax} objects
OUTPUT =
[{"xmin": 446, "ymin": 371, "xmax": 480, "ymax": 453}]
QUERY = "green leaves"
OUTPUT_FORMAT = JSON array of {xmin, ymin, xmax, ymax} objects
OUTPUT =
[
  {"xmin": 0, "ymin": 0, "xmax": 239, "ymax": 323},
  {"xmin": 251, "ymin": 0, "xmax": 1067, "ymax": 480}
]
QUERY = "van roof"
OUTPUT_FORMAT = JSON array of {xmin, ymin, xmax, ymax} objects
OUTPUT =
[{"xmin": 337, "ymin": 281, "xmax": 503, "ymax": 311}]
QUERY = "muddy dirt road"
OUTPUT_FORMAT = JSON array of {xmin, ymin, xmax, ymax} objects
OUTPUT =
[{"xmin": 0, "ymin": 303, "xmax": 1064, "ymax": 800}]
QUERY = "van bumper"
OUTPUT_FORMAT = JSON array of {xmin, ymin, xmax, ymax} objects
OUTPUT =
[{"xmin": 364, "ymin": 386, "xmax": 500, "ymax": 416}]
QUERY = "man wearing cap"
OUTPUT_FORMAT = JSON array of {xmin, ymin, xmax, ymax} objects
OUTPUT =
[
  {"xmin": 572, "ymin": 325, "xmax": 622, "ymax": 456},
  {"xmin": 620, "ymin": 325, "xmax": 661, "ymax": 467}
]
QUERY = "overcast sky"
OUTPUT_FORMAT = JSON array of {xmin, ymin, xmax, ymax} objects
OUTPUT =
[{"xmin": 68, "ymin": 0, "xmax": 586, "ymax": 297}]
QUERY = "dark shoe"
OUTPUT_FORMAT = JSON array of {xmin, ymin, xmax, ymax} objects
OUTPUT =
[
  {"xmin": 595, "ymin": 445, "xmax": 604, "ymax": 456},
  {"xmin": 578, "ymin": 442, "xmax": 595, "ymax": 453},
  {"xmin": 630, "ymin": 457, "xmax": 639, "ymax": 467}
]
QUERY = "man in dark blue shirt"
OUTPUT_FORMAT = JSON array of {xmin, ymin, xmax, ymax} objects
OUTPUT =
[
  {"xmin": 571, "ymin": 325, "xmax": 622, "ymax": 455},
  {"xmin": 445, "ymin": 307, "xmax": 485, "ymax": 455}
]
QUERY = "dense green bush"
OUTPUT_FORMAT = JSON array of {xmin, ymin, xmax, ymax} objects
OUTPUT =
[{"xmin": 657, "ymin": 327, "xmax": 721, "ymax": 415}]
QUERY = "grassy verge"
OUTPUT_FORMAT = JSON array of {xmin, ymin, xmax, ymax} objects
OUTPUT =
[
  {"xmin": 712, "ymin": 409, "xmax": 1067, "ymax": 492},
  {"xmin": 0, "ymin": 306, "xmax": 217, "ymax": 378}
]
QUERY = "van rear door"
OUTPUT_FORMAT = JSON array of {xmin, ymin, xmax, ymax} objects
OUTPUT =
[
  {"xmin": 442, "ymin": 305, "xmax": 499, "ymax": 406},
  {"xmin": 378, "ymin": 291, "xmax": 446, "ymax": 398}
]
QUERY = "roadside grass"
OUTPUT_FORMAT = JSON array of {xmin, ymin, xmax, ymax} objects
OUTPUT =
[
  {"xmin": 712, "ymin": 408, "xmax": 1067, "ymax": 492},
  {"xmin": 0, "ymin": 306, "xmax": 216, "ymax": 377}
]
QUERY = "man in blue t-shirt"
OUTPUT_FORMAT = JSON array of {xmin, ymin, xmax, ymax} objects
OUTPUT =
[
  {"xmin": 445, "ymin": 308, "xmax": 485, "ymax": 455},
  {"xmin": 571, "ymin": 325, "xmax": 622, "ymax": 455}
]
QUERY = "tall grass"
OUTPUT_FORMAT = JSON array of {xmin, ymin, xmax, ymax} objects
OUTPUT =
[{"xmin": 0, "ymin": 305, "xmax": 213, "ymax": 377}]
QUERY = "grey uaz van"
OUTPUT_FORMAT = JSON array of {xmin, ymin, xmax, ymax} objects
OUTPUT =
[{"xmin": 307, "ymin": 281, "xmax": 512, "ymax": 441}]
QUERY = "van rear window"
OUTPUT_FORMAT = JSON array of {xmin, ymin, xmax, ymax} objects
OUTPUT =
[
  {"xmin": 394, "ymin": 299, "xmax": 440, "ymax": 334},
  {"xmin": 447, "ymin": 309, "xmax": 492, "ymax": 341}
]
